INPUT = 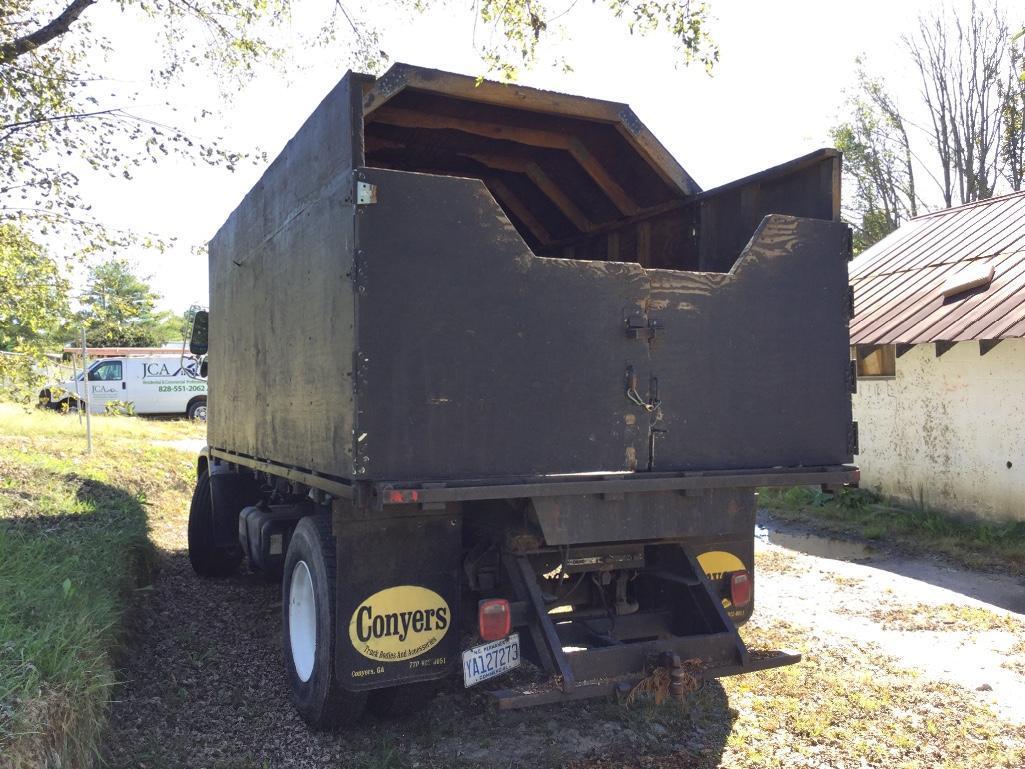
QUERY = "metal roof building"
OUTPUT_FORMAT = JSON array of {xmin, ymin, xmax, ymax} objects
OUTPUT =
[
  {"xmin": 849, "ymin": 192, "xmax": 1025, "ymax": 523},
  {"xmin": 850, "ymin": 191, "xmax": 1025, "ymax": 349}
]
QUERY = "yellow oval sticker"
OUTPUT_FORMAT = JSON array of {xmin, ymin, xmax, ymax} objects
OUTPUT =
[
  {"xmin": 696, "ymin": 551, "xmax": 745, "ymax": 581},
  {"xmin": 348, "ymin": 585, "xmax": 451, "ymax": 662}
]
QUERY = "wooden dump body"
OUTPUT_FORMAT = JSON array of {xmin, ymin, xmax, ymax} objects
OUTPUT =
[{"xmin": 207, "ymin": 64, "xmax": 856, "ymax": 495}]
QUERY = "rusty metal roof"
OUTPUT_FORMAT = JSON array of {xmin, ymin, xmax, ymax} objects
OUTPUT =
[{"xmin": 849, "ymin": 190, "xmax": 1025, "ymax": 345}]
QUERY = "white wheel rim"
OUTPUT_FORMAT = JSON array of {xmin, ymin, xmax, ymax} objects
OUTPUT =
[
  {"xmin": 193, "ymin": 405, "xmax": 208, "ymax": 421},
  {"xmin": 289, "ymin": 560, "xmax": 317, "ymax": 682}
]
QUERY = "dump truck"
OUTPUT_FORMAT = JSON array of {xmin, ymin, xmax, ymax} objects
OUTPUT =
[{"xmin": 185, "ymin": 64, "xmax": 859, "ymax": 727}]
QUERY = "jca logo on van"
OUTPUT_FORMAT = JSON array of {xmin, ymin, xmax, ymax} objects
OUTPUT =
[
  {"xmin": 348, "ymin": 586, "xmax": 450, "ymax": 662},
  {"xmin": 145, "ymin": 362, "xmax": 183, "ymax": 377}
]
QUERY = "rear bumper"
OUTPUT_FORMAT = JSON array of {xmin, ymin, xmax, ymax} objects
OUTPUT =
[{"xmin": 490, "ymin": 647, "xmax": 801, "ymax": 710}]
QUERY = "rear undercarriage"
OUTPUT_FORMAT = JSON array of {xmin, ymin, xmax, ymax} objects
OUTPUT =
[{"xmin": 189, "ymin": 451, "xmax": 855, "ymax": 719}]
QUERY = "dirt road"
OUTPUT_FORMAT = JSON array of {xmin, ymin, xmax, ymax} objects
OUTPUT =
[{"xmin": 105, "ymin": 481, "xmax": 1025, "ymax": 768}]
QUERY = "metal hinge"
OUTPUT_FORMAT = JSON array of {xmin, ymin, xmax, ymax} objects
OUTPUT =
[
  {"xmin": 356, "ymin": 181, "xmax": 378, "ymax": 205},
  {"xmin": 847, "ymin": 421, "xmax": 859, "ymax": 457},
  {"xmin": 844, "ymin": 226, "xmax": 854, "ymax": 262},
  {"xmin": 846, "ymin": 286, "xmax": 856, "ymax": 320},
  {"xmin": 847, "ymin": 359, "xmax": 858, "ymax": 394}
]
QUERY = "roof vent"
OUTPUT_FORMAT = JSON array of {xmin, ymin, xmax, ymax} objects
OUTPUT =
[{"xmin": 940, "ymin": 262, "xmax": 994, "ymax": 298}]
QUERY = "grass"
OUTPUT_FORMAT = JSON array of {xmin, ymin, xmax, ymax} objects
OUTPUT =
[
  {"xmin": 759, "ymin": 485, "xmax": 1025, "ymax": 575},
  {"xmin": 718, "ymin": 618, "xmax": 1025, "ymax": 769},
  {"xmin": 565, "ymin": 617, "xmax": 1025, "ymax": 769},
  {"xmin": 0, "ymin": 401, "xmax": 202, "ymax": 769}
]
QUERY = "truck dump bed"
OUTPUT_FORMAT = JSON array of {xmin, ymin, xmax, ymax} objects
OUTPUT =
[{"xmin": 208, "ymin": 64, "xmax": 855, "ymax": 491}]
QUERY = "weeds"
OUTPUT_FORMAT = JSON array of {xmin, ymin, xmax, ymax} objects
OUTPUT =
[
  {"xmin": 759, "ymin": 485, "xmax": 1025, "ymax": 574},
  {"xmin": 864, "ymin": 603, "xmax": 1023, "ymax": 633}
]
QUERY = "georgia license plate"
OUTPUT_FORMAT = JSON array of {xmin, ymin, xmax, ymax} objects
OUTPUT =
[{"xmin": 461, "ymin": 633, "xmax": 521, "ymax": 687}]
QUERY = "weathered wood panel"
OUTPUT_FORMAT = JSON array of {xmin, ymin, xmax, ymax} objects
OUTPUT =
[
  {"xmin": 352, "ymin": 171, "xmax": 852, "ymax": 481},
  {"xmin": 353, "ymin": 168, "xmax": 650, "ymax": 480},
  {"xmin": 208, "ymin": 73, "xmax": 368, "ymax": 474},
  {"xmin": 646, "ymin": 215, "xmax": 854, "ymax": 470}
]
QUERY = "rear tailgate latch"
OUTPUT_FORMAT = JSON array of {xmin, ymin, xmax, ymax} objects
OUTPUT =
[{"xmin": 624, "ymin": 309, "xmax": 663, "ymax": 340}]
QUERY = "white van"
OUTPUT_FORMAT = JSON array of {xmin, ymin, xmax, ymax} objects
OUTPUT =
[{"xmin": 40, "ymin": 356, "xmax": 208, "ymax": 419}]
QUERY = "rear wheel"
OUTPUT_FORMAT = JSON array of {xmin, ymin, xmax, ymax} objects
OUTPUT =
[
  {"xmin": 282, "ymin": 516, "xmax": 367, "ymax": 729},
  {"xmin": 187, "ymin": 470, "xmax": 242, "ymax": 577},
  {"xmin": 186, "ymin": 396, "xmax": 207, "ymax": 421}
]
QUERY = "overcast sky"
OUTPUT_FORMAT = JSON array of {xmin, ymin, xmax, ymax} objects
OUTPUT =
[{"xmin": 68, "ymin": 0, "xmax": 966, "ymax": 312}]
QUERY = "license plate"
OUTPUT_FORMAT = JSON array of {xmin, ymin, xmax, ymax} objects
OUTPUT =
[{"xmin": 461, "ymin": 633, "xmax": 521, "ymax": 687}]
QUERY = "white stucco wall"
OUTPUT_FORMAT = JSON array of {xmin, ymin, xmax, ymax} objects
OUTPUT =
[{"xmin": 852, "ymin": 339, "xmax": 1025, "ymax": 522}]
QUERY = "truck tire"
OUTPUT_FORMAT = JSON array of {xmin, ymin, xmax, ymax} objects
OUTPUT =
[
  {"xmin": 282, "ymin": 516, "xmax": 367, "ymax": 729},
  {"xmin": 186, "ymin": 396, "xmax": 207, "ymax": 421},
  {"xmin": 367, "ymin": 681, "xmax": 438, "ymax": 718},
  {"xmin": 187, "ymin": 471, "xmax": 242, "ymax": 577}
]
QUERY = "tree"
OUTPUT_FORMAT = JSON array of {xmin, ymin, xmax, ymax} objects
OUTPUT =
[
  {"xmin": 0, "ymin": 224, "xmax": 69, "ymax": 351},
  {"xmin": 832, "ymin": 63, "xmax": 921, "ymax": 252},
  {"xmin": 78, "ymin": 259, "xmax": 178, "ymax": 347},
  {"xmin": 1000, "ymin": 45, "xmax": 1025, "ymax": 191},
  {"xmin": 835, "ymin": 0, "xmax": 1025, "ymax": 250},
  {"xmin": 0, "ymin": 223, "xmax": 70, "ymax": 399},
  {"xmin": 1, "ymin": 0, "xmax": 717, "ymax": 255},
  {"xmin": 905, "ymin": 0, "xmax": 1009, "ymax": 206}
]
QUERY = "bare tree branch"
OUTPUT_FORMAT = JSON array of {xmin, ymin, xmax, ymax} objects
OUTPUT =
[{"xmin": 905, "ymin": 0, "xmax": 1008, "ymax": 207}]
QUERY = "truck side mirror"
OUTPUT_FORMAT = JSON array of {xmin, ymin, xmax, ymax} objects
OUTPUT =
[
  {"xmin": 200, "ymin": 360, "xmax": 208, "ymax": 378},
  {"xmin": 189, "ymin": 310, "xmax": 209, "ymax": 356}
]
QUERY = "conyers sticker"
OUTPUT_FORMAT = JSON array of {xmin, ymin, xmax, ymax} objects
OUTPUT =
[{"xmin": 348, "ymin": 586, "xmax": 450, "ymax": 662}]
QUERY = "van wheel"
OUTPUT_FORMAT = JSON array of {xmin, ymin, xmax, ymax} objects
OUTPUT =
[
  {"xmin": 367, "ymin": 681, "xmax": 438, "ymax": 718},
  {"xmin": 186, "ymin": 397, "xmax": 207, "ymax": 421},
  {"xmin": 187, "ymin": 471, "xmax": 242, "ymax": 577},
  {"xmin": 283, "ymin": 516, "xmax": 367, "ymax": 729}
]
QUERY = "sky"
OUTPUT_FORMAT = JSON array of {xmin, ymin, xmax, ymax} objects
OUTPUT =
[{"xmin": 66, "ymin": 0, "xmax": 960, "ymax": 312}]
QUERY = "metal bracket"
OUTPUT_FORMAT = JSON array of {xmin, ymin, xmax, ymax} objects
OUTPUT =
[
  {"xmin": 979, "ymin": 339, "xmax": 1002, "ymax": 356},
  {"xmin": 356, "ymin": 181, "xmax": 378, "ymax": 205},
  {"xmin": 624, "ymin": 310, "xmax": 664, "ymax": 339},
  {"xmin": 618, "ymin": 107, "xmax": 643, "ymax": 135},
  {"xmin": 373, "ymin": 65, "xmax": 408, "ymax": 103},
  {"xmin": 504, "ymin": 556, "xmax": 576, "ymax": 692}
]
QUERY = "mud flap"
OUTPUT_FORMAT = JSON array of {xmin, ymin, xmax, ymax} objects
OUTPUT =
[
  {"xmin": 333, "ymin": 510, "xmax": 462, "ymax": 691},
  {"xmin": 208, "ymin": 467, "xmax": 257, "ymax": 548}
]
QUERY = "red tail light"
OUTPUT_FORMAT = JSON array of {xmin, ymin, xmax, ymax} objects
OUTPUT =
[
  {"xmin": 730, "ymin": 571, "xmax": 752, "ymax": 608},
  {"xmin": 478, "ymin": 598, "xmax": 511, "ymax": 641}
]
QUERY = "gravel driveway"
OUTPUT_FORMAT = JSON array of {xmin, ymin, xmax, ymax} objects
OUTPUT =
[{"xmin": 105, "ymin": 484, "xmax": 1025, "ymax": 768}]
